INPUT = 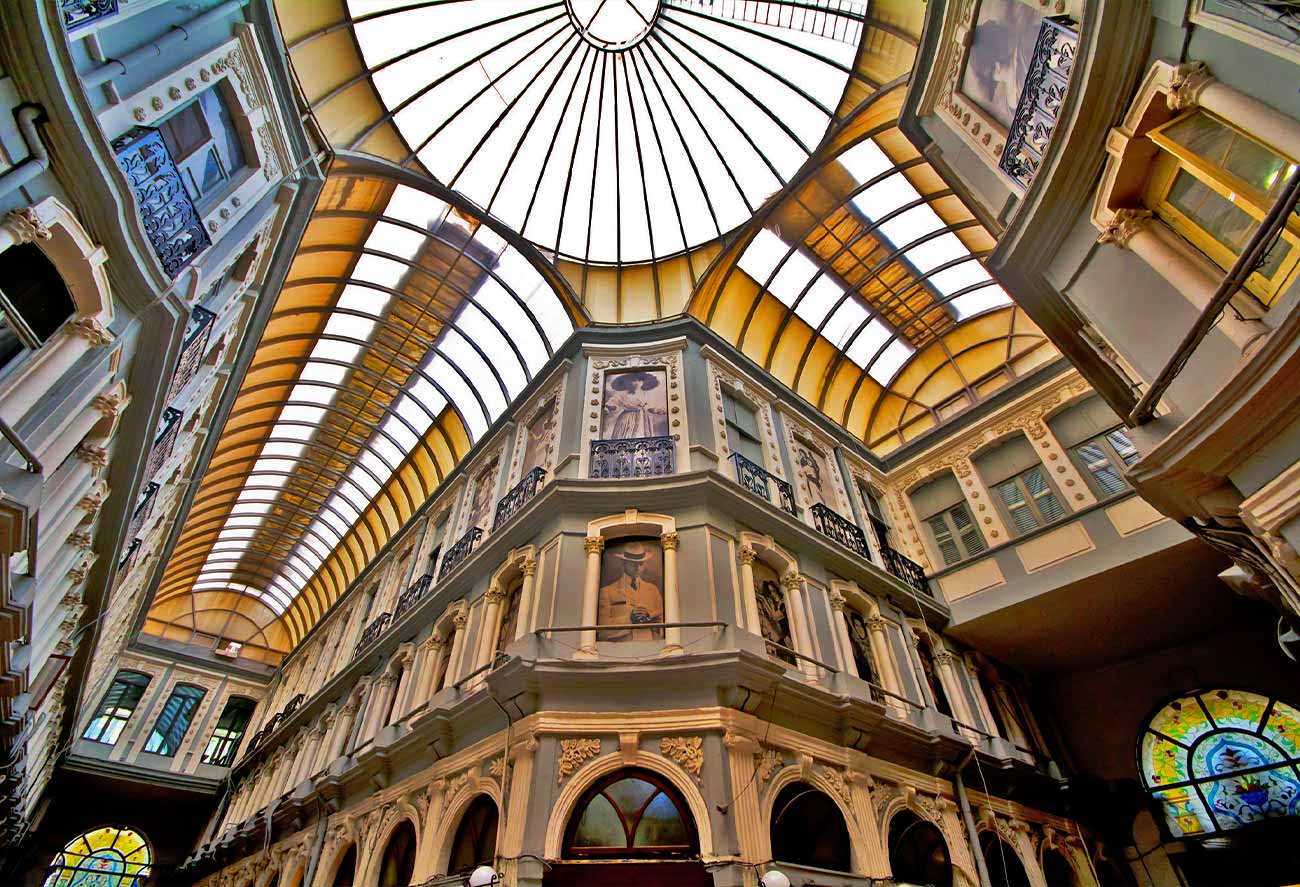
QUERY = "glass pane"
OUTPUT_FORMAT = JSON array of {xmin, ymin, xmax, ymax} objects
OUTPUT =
[
  {"xmin": 1104, "ymin": 429, "xmax": 1140, "ymax": 466},
  {"xmin": 1166, "ymin": 112, "xmax": 1295, "ymax": 201},
  {"xmin": 604, "ymin": 778, "xmax": 657, "ymax": 816},
  {"xmin": 631, "ymin": 792, "xmax": 689, "ymax": 847},
  {"xmin": 160, "ymin": 101, "xmax": 210, "ymax": 159},
  {"xmin": 1201, "ymin": 764, "xmax": 1300, "ymax": 831},
  {"xmin": 997, "ymin": 479, "xmax": 1038, "ymax": 535},
  {"xmin": 1024, "ymin": 468, "xmax": 1064, "ymax": 523},
  {"xmin": 1167, "ymin": 170, "xmax": 1290, "ymax": 278},
  {"xmin": 729, "ymin": 422, "xmax": 764, "ymax": 464},
  {"xmin": 573, "ymin": 793, "xmax": 624, "ymax": 847},
  {"xmin": 200, "ymin": 145, "xmax": 226, "ymax": 194}
]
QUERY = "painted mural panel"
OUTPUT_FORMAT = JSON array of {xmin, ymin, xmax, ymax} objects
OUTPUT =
[
  {"xmin": 959, "ymin": 0, "xmax": 1045, "ymax": 129},
  {"xmin": 597, "ymin": 537, "xmax": 664, "ymax": 641},
  {"xmin": 753, "ymin": 560, "xmax": 795, "ymax": 665},
  {"xmin": 793, "ymin": 439, "xmax": 833, "ymax": 508},
  {"xmin": 845, "ymin": 608, "xmax": 880, "ymax": 684},
  {"xmin": 465, "ymin": 458, "xmax": 499, "ymax": 530},
  {"xmin": 602, "ymin": 369, "xmax": 669, "ymax": 439},
  {"xmin": 521, "ymin": 397, "xmax": 557, "ymax": 475},
  {"xmin": 497, "ymin": 576, "xmax": 524, "ymax": 653}
]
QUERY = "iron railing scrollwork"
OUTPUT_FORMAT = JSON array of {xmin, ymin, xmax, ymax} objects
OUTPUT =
[
  {"xmin": 589, "ymin": 436, "xmax": 674, "ymax": 479},
  {"xmin": 145, "ymin": 407, "xmax": 182, "ymax": 479},
  {"xmin": 63, "ymin": 0, "xmax": 118, "ymax": 31},
  {"xmin": 354, "ymin": 612, "xmax": 392, "ymax": 656},
  {"xmin": 998, "ymin": 15, "xmax": 1078, "ymax": 190},
  {"xmin": 395, "ymin": 574, "xmax": 433, "ymax": 620},
  {"xmin": 494, "ymin": 466, "xmax": 546, "ymax": 530},
  {"xmin": 166, "ymin": 305, "xmax": 217, "ymax": 402},
  {"xmin": 880, "ymin": 546, "xmax": 932, "ymax": 597},
  {"xmin": 112, "ymin": 127, "xmax": 212, "ymax": 278},
  {"xmin": 729, "ymin": 452, "xmax": 797, "ymax": 516},
  {"xmin": 126, "ymin": 482, "xmax": 160, "ymax": 542},
  {"xmin": 117, "ymin": 538, "xmax": 141, "ymax": 574},
  {"xmin": 439, "ymin": 527, "xmax": 483, "ymax": 579},
  {"xmin": 810, "ymin": 503, "xmax": 871, "ymax": 559}
]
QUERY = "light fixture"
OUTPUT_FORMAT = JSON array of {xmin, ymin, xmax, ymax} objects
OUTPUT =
[
  {"xmin": 468, "ymin": 866, "xmax": 501, "ymax": 886},
  {"xmin": 759, "ymin": 869, "xmax": 790, "ymax": 887}
]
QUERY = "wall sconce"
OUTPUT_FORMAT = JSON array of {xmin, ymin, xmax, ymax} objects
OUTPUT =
[
  {"xmin": 758, "ymin": 869, "xmax": 790, "ymax": 887},
  {"xmin": 468, "ymin": 865, "xmax": 503, "ymax": 886}
]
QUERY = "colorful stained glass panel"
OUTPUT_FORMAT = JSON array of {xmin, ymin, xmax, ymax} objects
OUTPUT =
[
  {"xmin": 1149, "ymin": 695, "xmax": 1213, "ymax": 746},
  {"xmin": 1202, "ymin": 688, "xmax": 1269, "ymax": 733},
  {"xmin": 43, "ymin": 826, "xmax": 152, "ymax": 887}
]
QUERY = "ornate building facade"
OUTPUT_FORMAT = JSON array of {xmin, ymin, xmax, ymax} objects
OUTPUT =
[{"xmin": 1, "ymin": 2, "xmax": 1297, "ymax": 887}]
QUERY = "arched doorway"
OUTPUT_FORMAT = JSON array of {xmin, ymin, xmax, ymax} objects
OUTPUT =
[
  {"xmin": 888, "ymin": 809, "xmax": 951, "ymax": 886},
  {"xmin": 1042, "ymin": 847, "xmax": 1081, "ymax": 886},
  {"xmin": 332, "ymin": 843, "xmax": 358, "ymax": 887},
  {"xmin": 981, "ymin": 832, "xmax": 1031, "ymax": 887},
  {"xmin": 545, "ymin": 768, "xmax": 710, "ymax": 887},
  {"xmin": 379, "ymin": 819, "xmax": 417, "ymax": 887},
  {"xmin": 448, "ymin": 795, "xmax": 498, "ymax": 876},
  {"xmin": 771, "ymin": 782, "xmax": 853, "ymax": 873}
]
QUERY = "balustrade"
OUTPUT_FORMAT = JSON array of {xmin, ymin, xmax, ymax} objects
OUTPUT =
[
  {"xmin": 589, "ymin": 436, "xmax": 674, "ymax": 479},
  {"xmin": 394, "ymin": 574, "xmax": 432, "ymax": 620},
  {"xmin": 112, "ymin": 127, "xmax": 211, "ymax": 278},
  {"xmin": 494, "ymin": 466, "xmax": 545, "ymax": 530},
  {"xmin": 439, "ymin": 527, "xmax": 483, "ymax": 579},
  {"xmin": 729, "ymin": 452, "xmax": 797, "ymax": 516},
  {"xmin": 354, "ymin": 612, "xmax": 392, "ymax": 655},
  {"xmin": 166, "ymin": 305, "xmax": 217, "ymax": 403},
  {"xmin": 880, "ymin": 546, "xmax": 932, "ymax": 597},
  {"xmin": 999, "ymin": 16, "xmax": 1079, "ymax": 190},
  {"xmin": 810, "ymin": 503, "xmax": 871, "ymax": 559},
  {"xmin": 125, "ymin": 482, "xmax": 159, "ymax": 542},
  {"xmin": 145, "ymin": 407, "xmax": 182, "ymax": 480}
]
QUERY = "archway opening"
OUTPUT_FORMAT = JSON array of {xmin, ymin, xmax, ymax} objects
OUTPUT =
[
  {"xmin": 379, "ymin": 819, "xmax": 417, "ymax": 887},
  {"xmin": 771, "ymin": 782, "xmax": 852, "ymax": 873},
  {"xmin": 1042, "ymin": 848, "xmax": 1081, "ymax": 887},
  {"xmin": 332, "ymin": 843, "xmax": 358, "ymax": 887},
  {"xmin": 980, "ymin": 832, "xmax": 1031, "ymax": 887},
  {"xmin": 888, "ymin": 809, "xmax": 952, "ymax": 887},
  {"xmin": 449, "ymin": 795, "xmax": 498, "ymax": 876},
  {"xmin": 43, "ymin": 825, "xmax": 152, "ymax": 887},
  {"xmin": 0, "ymin": 241, "xmax": 75, "ymax": 371}
]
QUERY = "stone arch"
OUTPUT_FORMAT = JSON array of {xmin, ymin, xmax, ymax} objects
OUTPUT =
[
  {"xmin": 278, "ymin": 851, "xmax": 307, "ymax": 887},
  {"xmin": 544, "ymin": 749, "xmax": 715, "ymax": 859},
  {"xmin": 884, "ymin": 805, "xmax": 954, "ymax": 887},
  {"xmin": 321, "ymin": 838, "xmax": 359, "ymax": 887},
  {"xmin": 761, "ymin": 764, "xmax": 867, "ymax": 874},
  {"xmin": 975, "ymin": 818, "xmax": 1042, "ymax": 887},
  {"xmin": 359, "ymin": 800, "xmax": 422, "ymax": 886},
  {"xmin": 432, "ymin": 779, "xmax": 504, "ymax": 876}
]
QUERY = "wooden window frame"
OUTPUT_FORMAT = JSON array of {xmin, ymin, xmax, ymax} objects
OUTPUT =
[
  {"xmin": 721, "ymin": 388, "xmax": 764, "ymax": 466},
  {"xmin": 924, "ymin": 503, "xmax": 986, "ymax": 567},
  {"xmin": 991, "ymin": 465, "xmax": 1065, "ymax": 536},
  {"xmin": 1070, "ymin": 426, "xmax": 1138, "ymax": 499}
]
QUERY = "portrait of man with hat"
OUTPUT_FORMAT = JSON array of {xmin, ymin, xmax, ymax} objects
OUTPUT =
[{"xmin": 597, "ymin": 538, "xmax": 665, "ymax": 641}]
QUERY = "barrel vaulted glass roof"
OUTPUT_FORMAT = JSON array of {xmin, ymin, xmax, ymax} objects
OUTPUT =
[{"xmin": 143, "ymin": 2, "xmax": 1058, "ymax": 662}]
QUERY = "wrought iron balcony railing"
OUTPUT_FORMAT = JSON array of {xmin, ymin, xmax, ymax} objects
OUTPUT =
[
  {"xmin": 63, "ymin": 0, "xmax": 118, "ymax": 31},
  {"xmin": 729, "ymin": 452, "xmax": 797, "ymax": 516},
  {"xmin": 117, "ymin": 538, "xmax": 141, "ymax": 574},
  {"xmin": 439, "ymin": 527, "xmax": 483, "ymax": 580},
  {"xmin": 125, "ymin": 482, "xmax": 160, "ymax": 542},
  {"xmin": 281, "ymin": 693, "xmax": 305, "ymax": 719},
  {"xmin": 998, "ymin": 15, "xmax": 1078, "ymax": 190},
  {"xmin": 810, "ymin": 503, "xmax": 871, "ymax": 559},
  {"xmin": 394, "ymin": 574, "xmax": 433, "ymax": 620},
  {"xmin": 880, "ymin": 546, "xmax": 932, "ymax": 597},
  {"xmin": 494, "ymin": 466, "xmax": 546, "ymax": 530},
  {"xmin": 354, "ymin": 612, "xmax": 392, "ymax": 656},
  {"xmin": 145, "ymin": 407, "xmax": 182, "ymax": 480},
  {"xmin": 589, "ymin": 436, "xmax": 674, "ymax": 479},
  {"xmin": 112, "ymin": 127, "xmax": 212, "ymax": 278},
  {"xmin": 166, "ymin": 305, "xmax": 217, "ymax": 403}
]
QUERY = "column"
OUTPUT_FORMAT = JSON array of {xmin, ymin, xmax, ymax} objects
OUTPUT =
[
  {"xmin": 990, "ymin": 680, "xmax": 1032, "ymax": 751},
  {"xmin": 1168, "ymin": 61, "xmax": 1300, "ymax": 162},
  {"xmin": 849, "ymin": 773, "xmax": 890, "ymax": 878},
  {"xmin": 781, "ymin": 573, "xmax": 818, "ymax": 680},
  {"xmin": 828, "ymin": 591, "xmax": 855, "ymax": 675},
  {"xmin": 661, "ymin": 532, "xmax": 682, "ymax": 654},
  {"xmin": 412, "ymin": 779, "xmax": 448, "ymax": 882},
  {"xmin": 362, "ymin": 671, "xmax": 398, "ymax": 742},
  {"xmin": 476, "ymin": 585, "xmax": 506, "ymax": 682},
  {"xmin": 1024, "ymin": 420, "xmax": 1097, "ymax": 510},
  {"xmin": 723, "ymin": 732, "xmax": 764, "ymax": 880},
  {"xmin": 907, "ymin": 630, "xmax": 938, "ymax": 711},
  {"xmin": 737, "ymin": 546, "xmax": 762, "ymax": 633},
  {"xmin": 964, "ymin": 655, "xmax": 1001, "ymax": 735},
  {"xmin": 310, "ymin": 706, "xmax": 338, "ymax": 777},
  {"xmin": 329, "ymin": 682, "xmax": 366, "ymax": 760},
  {"xmin": 515, "ymin": 558, "xmax": 538, "ymax": 641},
  {"xmin": 413, "ymin": 634, "xmax": 444, "ymax": 707},
  {"xmin": 1099, "ymin": 208, "xmax": 1267, "ymax": 350},
  {"xmin": 933, "ymin": 649, "xmax": 979, "ymax": 735},
  {"xmin": 390, "ymin": 645, "xmax": 415, "ymax": 720},
  {"xmin": 864, "ymin": 608, "xmax": 907, "ymax": 715},
  {"xmin": 578, "ymin": 536, "xmax": 604, "ymax": 657},
  {"xmin": 444, "ymin": 611, "xmax": 469, "ymax": 687}
]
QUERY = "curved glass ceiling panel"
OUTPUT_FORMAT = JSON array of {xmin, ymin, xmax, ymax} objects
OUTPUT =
[{"xmin": 349, "ymin": 0, "xmax": 868, "ymax": 262}]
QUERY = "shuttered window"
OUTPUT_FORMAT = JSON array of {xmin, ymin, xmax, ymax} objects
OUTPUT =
[
  {"xmin": 82, "ymin": 670, "xmax": 151, "ymax": 745},
  {"xmin": 1073, "ymin": 427, "xmax": 1139, "ymax": 498},
  {"xmin": 926, "ymin": 503, "xmax": 986, "ymax": 567},
  {"xmin": 722, "ymin": 390, "xmax": 764, "ymax": 464},
  {"xmin": 994, "ymin": 466, "xmax": 1065, "ymax": 535},
  {"xmin": 144, "ymin": 684, "xmax": 206, "ymax": 756}
]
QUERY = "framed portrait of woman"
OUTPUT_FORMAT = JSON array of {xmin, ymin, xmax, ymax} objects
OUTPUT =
[
  {"xmin": 601, "ymin": 369, "xmax": 669, "ymax": 439},
  {"xmin": 596, "ymin": 537, "xmax": 665, "ymax": 641}
]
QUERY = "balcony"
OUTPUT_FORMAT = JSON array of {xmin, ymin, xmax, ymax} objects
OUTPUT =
[
  {"xmin": 880, "ymin": 545, "xmax": 931, "ymax": 597},
  {"xmin": 145, "ymin": 407, "xmax": 182, "ymax": 479},
  {"xmin": 998, "ymin": 15, "xmax": 1079, "ymax": 190},
  {"xmin": 116, "ymin": 538, "xmax": 140, "ymax": 574},
  {"xmin": 394, "ymin": 574, "xmax": 432, "ymax": 620},
  {"xmin": 166, "ymin": 305, "xmax": 217, "ymax": 403},
  {"xmin": 63, "ymin": 0, "xmax": 118, "ymax": 31},
  {"xmin": 125, "ymin": 482, "xmax": 159, "ymax": 542},
  {"xmin": 494, "ymin": 466, "xmax": 545, "ymax": 530},
  {"xmin": 589, "ymin": 436, "xmax": 674, "ymax": 479},
  {"xmin": 438, "ymin": 527, "xmax": 482, "ymax": 580},
  {"xmin": 810, "ymin": 503, "xmax": 871, "ymax": 560},
  {"xmin": 729, "ymin": 452, "xmax": 797, "ymax": 516},
  {"xmin": 111, "ymin": 127, "xmax": 211, "ymax": 278},
  {"xmin": 354, "ymin": 612, "xmax": 392, "ymax": 656}
]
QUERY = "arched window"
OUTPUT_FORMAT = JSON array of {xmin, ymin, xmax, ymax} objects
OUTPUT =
[
  {"xmin": 332, "ymin": 844, "xmax": 357, "ymax": 887},
  {"xmin": 563, "ymin": 769, "xmax": 697, "ymax": 859},
  {"xmin": 888, "ymin": 810, "xmax": 951, "ymax": 887},
  {"xmin": 449, "ymin": 795, "xmax": 498, "ymax": 875},
  {"xmin": 43, "ymin": 825, "xmax": 152, "ymax": 887},
  {"xmin": 980, "ymin": 832, "xmax": 1030, "ymax": 887},
  {"xmin": 0, "ymin": 242, "xmax": 75, "ymax": 371},
  {"xmin": 770, "ymin": 782, "xmax": 851, "ymax": 873},
  {"xmin": 1041, "ymin": 848, "xmax": 1081, "ymax": 887},
  {"xmin": 379, "ymin": 820, "xmax": 417, "ymax": 887},
  {"xmin": 1139, "ymin": 688, "xmax": 1300, "ymax": 837}
]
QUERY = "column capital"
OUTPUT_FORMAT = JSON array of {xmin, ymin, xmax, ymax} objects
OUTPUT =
[
  {"xmin": 92, "ymin": 392, "xmax": 126, "ymax": 417},
  {"xmin": 828, "ymin": 589, "xmax": 846, "ymax": 612},
  {"xmin": 78, "ymin": 492, "xmax": 105, "ymax": 514},
  {"xmin": 660, "ymin": 531, "xmax": 679, "ymax": 551},
  {"xmin": 71, "ymin": 317, "xmax": 114, "ymax": 347},
  {"xmin": 780, "ymin": 571, "xmax": 803, "ymax": 592},
  {"xmin": 584, "ymin": 536, "xmax": 605, "ymax": 556},
  {"xmin": 1097, "ymin": 208, "xmax": 1154, "ymax": 248},
  {"xmin": 866, "ymin": 614, "xmax": 889, "ymax": 633},
  {"xmin": 452, "ymin": 610, "xmax": 468, "ymax": 630},
  {"xmin": 1, "ymin": 207, "xmax": 52, "ymax": 245},
  {"xmin": 1167, "ymin": 61, "xmax": 1214, "ymax": 111},
  {"xmin": 485, "ymin": 583, "xmax": 506, "ymax": 604},
  {"xmin": 521, "ymin": 558, "xmax": 537, "ymax": 577},
  {"xmin": 738, "ymin": 544, "xmax": 756, "ymax": 566},
  {"xmin": 74, "ymin": 443, "xmax": 109, "ymax": 469},
  {"xmin": 932, "ymin": 649, "xmax": 957, "ymax": 668}
]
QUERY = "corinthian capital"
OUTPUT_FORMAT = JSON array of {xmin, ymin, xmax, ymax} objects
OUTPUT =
[
  {"xmin": 1167, "ymin": 61, "xmax": 1213, "ymax": 111},
  {"xmin": 738, "ymin": 545, "xmax": 756, "ymax": 566},
  {"xmin": 92, "ymin": 392, "xmax": 125, "ymax": 417},
  {"xmin": 1097, "ymin": 208, "xmax": 1154, "ymax": 248},
  {"xmin": 1, "ymin": 207, "xmax": 51, "ymax": 245},
  {"xmin": 74, "ymin": 443, "xmax": 109, "ymax": 469},
  {"xmin": 71, "ymin": 317, "xmax": 114, "ymax": 347},
  {"xmin": 660, "ymin": 531, "xmax": 679, "ymax": 551},
  {"xmin": 584, "ymin": 536, "xmax": 605, "ymax": 556}
]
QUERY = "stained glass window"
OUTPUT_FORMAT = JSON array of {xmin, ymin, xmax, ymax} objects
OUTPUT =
[
  {"xmin": 43, "ymin": 825, "xmax": 152, "ymax": 887},
  {"xmin": 564, "ymin": 770, "xmax": 695, "ymax": 858},
  {"xmin": 1139, "ymin": 689, "xmax": 1300, "ymax": 836}
]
